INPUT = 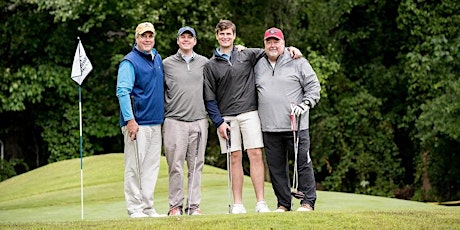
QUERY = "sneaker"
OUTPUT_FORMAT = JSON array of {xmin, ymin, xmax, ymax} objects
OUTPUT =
[
  {"xmin": 230, "ymin": 204, "xmax": 247, "ymax": 214},
  {"xmin": 274, "ymin": 206, "xmax": 288, "ymax": 213},
  {"xmin": 255, "ymin": 201, "xmax": 270, "ymax": 213},
  {"xmin": 130, "ymin": 212, "xmax": 149, "ymax": 218},
  {"xmin": 168, "ymin": 207, "xmax": 183, "ymax": 216},
  {"xmin": 296, "ymin": 203, "xmax": 313, "ymax": 212},
  {"xmin": 188, "ymin": 208, "xmax": 202, "ymax": 215}
]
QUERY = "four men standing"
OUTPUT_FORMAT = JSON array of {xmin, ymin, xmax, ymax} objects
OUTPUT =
[{"xmin": 117, "ymin": 21, "xmax": 320, "ymax": 217}]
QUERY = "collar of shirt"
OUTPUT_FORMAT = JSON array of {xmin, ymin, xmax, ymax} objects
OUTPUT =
[
  {"xmin": 216, "ymin": 47, "xmax": 232, "ymax": 61},
  {"xmin": 134, "ymin": 46, "xmax": 154, "ymax": 60},
  {"xmin": 181, "ymin": 52, "xmax": 195, "ymax": 63}
]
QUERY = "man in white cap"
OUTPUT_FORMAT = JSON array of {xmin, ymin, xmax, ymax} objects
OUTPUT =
[
  {"xmin": 163, "ymin": 26, "xmax": 209, "ymax": 216},
  {"xmin": 255, "ymin": 27, "xmax": 321, "ymax": 212},
  {"xmin": 116, "ymin": 22, "xmax": 164, "ymax": 218}
]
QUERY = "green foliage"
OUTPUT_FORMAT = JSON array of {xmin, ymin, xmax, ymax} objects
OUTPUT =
[
  {"xmin": 417, "ymin": 81, "xmax": 460, "ymax": 143},
  {"xmin": 0, "ymin": 158, "xmax": 28, "ymax": 181},
  {"xmin": 313, "ymin": 91, "xmax": 403, "ymax": 196},
  {"xmin": 306, "ymin": 50, "xmax": 340, "ymax": 99},
  {"xmin": 1, "ymin": 0, "xmax": 224, "ymax": 165},
  {"xmin": 1, "ymin": 0, "xmax": 459, "ymax": 201},
  {"xmin": 397, "ymin": 0, "xmax": 460, "ymax": 200}
]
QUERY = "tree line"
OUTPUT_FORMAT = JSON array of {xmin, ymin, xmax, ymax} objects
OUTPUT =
[{"xmin": 0, "ymin": 0, "xmax": 458, "ymax": 202}]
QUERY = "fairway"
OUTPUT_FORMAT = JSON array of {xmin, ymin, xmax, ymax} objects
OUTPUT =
[{"xmin": 0, "ymin": 154, "xmax": 458, "ymax": 229}]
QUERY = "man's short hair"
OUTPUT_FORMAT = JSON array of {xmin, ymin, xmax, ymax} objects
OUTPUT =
[{"xmin": 215, "ymin": 19, "xmax": 236, "ymax": 34}]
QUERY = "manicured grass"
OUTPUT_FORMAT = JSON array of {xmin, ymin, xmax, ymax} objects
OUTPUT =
[{"xmin": 0, "ymin": 154, "xmax": 458, "ymax": 229}]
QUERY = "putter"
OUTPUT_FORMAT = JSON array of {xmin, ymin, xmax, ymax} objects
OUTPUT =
[
  {"xmin": 130, "ymin": 95, "xmax": 142, "ymax": 192},
  {"xmin": 290, "ymin": 113, "xmax": 305, "ymax": 200},
  {"xmin": 225, "ymin": 121, "xmax": 232, "ymax": 214},
  {"xmin": 187, "ymin": 131, "xmax": 201, "ymax": 215},
  {"xmin": 133, "ymin": 138, "xmax": 142, "ymax": 192}
]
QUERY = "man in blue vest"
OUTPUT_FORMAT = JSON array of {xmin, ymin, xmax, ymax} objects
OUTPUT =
[{"xmin": 116, "ymin": 22, "xmax": 164, "ymax": 218}]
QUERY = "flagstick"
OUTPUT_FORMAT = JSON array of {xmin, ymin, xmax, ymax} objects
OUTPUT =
[
  {"xmin": 77, "ymin": 37, "xmax": 84, "ymax": 220},
  {"xmin": 77, "ymin": 37, "xmax": 83, "ymax": 220},
  {"xmin": 79, "ymin": 84, "xmax": 84, "ymax": 220},
  {"xmin": 72, "ymin": 36, "xmax": 92, "ymax": 220}
]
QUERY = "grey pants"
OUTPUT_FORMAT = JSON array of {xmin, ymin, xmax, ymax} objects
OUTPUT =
[{"xmin": 163, "ymin": 118, "xmax": 208, "ymax": 212}]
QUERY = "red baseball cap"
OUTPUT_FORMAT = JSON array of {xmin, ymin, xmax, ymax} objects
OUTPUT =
[{"xmin": 264, "ymin": 27, "xmax": 284, "ymax": 40}]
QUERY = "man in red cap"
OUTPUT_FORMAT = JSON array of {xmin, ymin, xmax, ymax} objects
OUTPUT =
[{"xmin": 255, "ymin": 27, "xmax": 321, "ymax": 212}]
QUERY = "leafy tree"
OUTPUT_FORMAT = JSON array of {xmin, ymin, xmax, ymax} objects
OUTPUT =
[
  {"xmin": 0, "ymin": 0, "xmax": 226, "ymax": 169},
  {"xmin": 295, "ymin": 0, "xmax": 406, "ymax": 196},
  {"xmin": 1, "ymin": 0, "xmax": 458, "ymax": 202},
  {"xmin": 397, "ymin": 0, "xmax": 460, "ymax": 200},
  {"xmin": 0, "ymin": 158, "xmax": 28, "ymax": 181}
]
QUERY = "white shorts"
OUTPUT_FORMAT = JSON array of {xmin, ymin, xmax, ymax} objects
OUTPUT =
[{"xmin": 219, "ymin": 110, "xmax": 264, "ymax": 153}]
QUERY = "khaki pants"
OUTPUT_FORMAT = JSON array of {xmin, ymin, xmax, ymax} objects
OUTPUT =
[
  {"xmin": 122, "ymin": 125, "xmax": 162, "ymax": 215},
  {"xmin": 163, "ymin": 118, "xmax": 208, "ymax": 212}
]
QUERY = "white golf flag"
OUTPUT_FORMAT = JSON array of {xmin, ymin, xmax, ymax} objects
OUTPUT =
[{"xmin": 71, "ymin": 40, "xmax": 93, "ymax": 85}]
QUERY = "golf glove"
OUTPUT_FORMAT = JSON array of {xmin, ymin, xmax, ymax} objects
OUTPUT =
[{"xmin": 291, "ymin": 102, "xmax": 310, "ymax": 116}]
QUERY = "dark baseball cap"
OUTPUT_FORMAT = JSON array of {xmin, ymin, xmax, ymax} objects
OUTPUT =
[{"xmin": 177, "ymin": 26, "xmax": 196, "ymax": 37}]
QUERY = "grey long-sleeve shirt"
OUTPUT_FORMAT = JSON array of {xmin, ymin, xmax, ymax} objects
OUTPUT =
[
  {"xmin": 163, "ymin": 51, "xmax": 209, "ymax": 122},
  {"xmin": 255, "ymin": 49, "xmax": 321, "ymax": 132}
]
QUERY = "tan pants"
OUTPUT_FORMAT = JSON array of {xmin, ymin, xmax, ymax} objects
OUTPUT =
[
  {"xmin": 122, "ymin": 125, "xmax": 162, "ymax": 215},
  {"xmin": 163, "ymin": 118, "xmax": 208, "ymax": 212}
]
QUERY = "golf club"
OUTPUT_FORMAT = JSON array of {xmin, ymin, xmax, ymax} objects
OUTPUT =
[
  {"xmin": 133, "ymin": 138, "xmax": 142, "ymax": 192},
  {"xmin": 290, "ymin": 113, "xmax": 305, "ymax": 200},
  {"xmin": 225, "ymin": 121, "xmax": 232, "ymax": 214},
  {"xmin": 187, "ymin": 130, "xmax": 201, "ymax": 215},
  {"xmin": 131, "ymin": 95, "xmax": 142, "ymax": 193}
]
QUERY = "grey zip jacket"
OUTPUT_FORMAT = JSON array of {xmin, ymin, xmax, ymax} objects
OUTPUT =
[{"xmin": 255, "ymin": 48, "xmax": 321, "ymax": 132}]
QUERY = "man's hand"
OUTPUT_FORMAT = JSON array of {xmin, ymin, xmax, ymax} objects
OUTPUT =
[
  {"xmin": 288, "ymin": 46, "xmax": 303, "ymax": 59},
  {"xmin": 291, "ymin": 102, "xmax": 310, "ymax": 116},
  {"xmin": 127, "ymin": 119, "xmax": 139, "ymax": 141},
  {"xmin": 218, "ymin": 121, "xmax": 231, "ymax": 140},
  {"xmin": 235, "ymin": 44, "xmax": 247, "ymax": 51}
]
